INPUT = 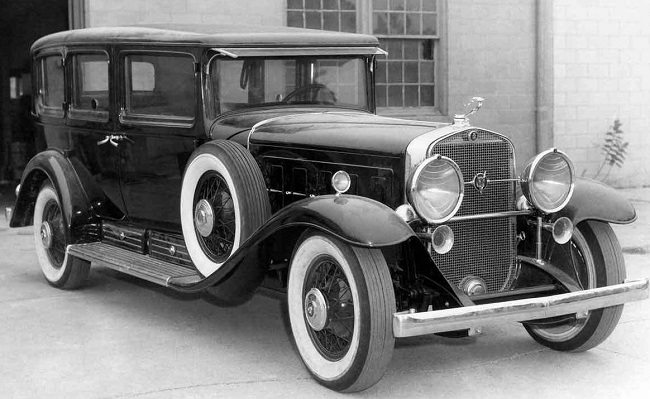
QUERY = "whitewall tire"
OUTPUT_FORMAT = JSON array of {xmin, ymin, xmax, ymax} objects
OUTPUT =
[
  {"xmin": 180, "ymin": 140, "xmax": 270, "ymax": 277},
  {"xmin": 33, "ymin": 182, "xmax": 89, "ymax": 289},
  {"xmin": 288, "ymin": 232, "xmax": 396, "ymax": 392}
]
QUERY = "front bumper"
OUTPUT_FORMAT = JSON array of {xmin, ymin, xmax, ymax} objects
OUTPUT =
[{"xmin": 393, "ymin": 278, "xmax": 649, "ymax": 338}]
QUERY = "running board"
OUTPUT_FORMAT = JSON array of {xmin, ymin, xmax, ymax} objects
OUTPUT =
[{"xmin": 67, "ymin": 242, "xmax": 203, "ymax": 287}]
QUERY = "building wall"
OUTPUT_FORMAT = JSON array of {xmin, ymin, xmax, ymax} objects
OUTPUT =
[
  {"xmin": 552, "ymin": 0, "xmax": 650, "ymax": 187},
  {"xmin": 446, "ymin": 0, "xmax": 538, "ymax": 170},
  {"xmin": 85, "ymin": 0, "xmax": 284, "ymax": 27}
]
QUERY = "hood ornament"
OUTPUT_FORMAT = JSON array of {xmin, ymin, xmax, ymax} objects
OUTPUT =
[{"xmin": 453, "ymin": 96, "xmax": 485, "ymax": 126}]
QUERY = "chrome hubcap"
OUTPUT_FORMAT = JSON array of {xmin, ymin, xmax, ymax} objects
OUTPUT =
[
  {"xmin": 194, "ymin": 199, "xmax": 214, "ymax": 237},
  {"xmin": 304, "ymin": 288, "xmax": 328, "ymax": 331},
  {"xmin": 40, "ymin": 221, "xmax": 53, "ymax": 249}
]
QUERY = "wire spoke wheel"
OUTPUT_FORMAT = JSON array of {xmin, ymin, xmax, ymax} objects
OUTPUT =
[
  {"xmin": 524, "ymin": 221, "xmax": 626, "ymax": 352},
  {"xmin": 194, "ymin": 171, "xmax": 236, "ymax": 263},
  {"xmin": 304, "ymin": 256, "xmax": 355, "ymax": 361},
  {"xmin": 41, "ymin": 199, "xmax": 66, "ymax": 267}
]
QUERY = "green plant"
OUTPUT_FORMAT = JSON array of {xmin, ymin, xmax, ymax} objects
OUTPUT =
[{"xmin": 594, "ymin": 118, "xmax": 628, "ymax": 181}]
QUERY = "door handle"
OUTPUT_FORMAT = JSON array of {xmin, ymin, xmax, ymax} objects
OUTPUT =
[{"xmin": 97, "ymin": 134, "xmax": 132, "ymax": 147}]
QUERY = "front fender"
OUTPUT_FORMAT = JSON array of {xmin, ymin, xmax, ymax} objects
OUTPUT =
[
  {"xmin": 554, "ymin": 178, "xmax": 636, "ymax": 225},
  {"xmin": 170, "ymin": 195, "xmax": 416, "ymax": 297},
  {"xmin": 10, "ymin": 150, "xmax": 106, "ymax": 241}
]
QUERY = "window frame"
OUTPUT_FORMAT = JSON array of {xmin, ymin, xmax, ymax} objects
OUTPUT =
[
  {"xmin": 67, "ymin": 49, "xmax": 111, "ymax": 123},
  {"xmin": 119, "ymin": 49, "xmax": 198, "ymax": 129},
  {"xmin": 34, "ymin": 51, "xmax": 67, "ymax": 119},
  {"xmin": 285, "ymin": 0, "xmax": 447, "ymax": 117}
]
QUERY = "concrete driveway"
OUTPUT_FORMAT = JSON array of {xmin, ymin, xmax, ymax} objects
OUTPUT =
[{"xmin": 0, "ymin": 189, "xmax": 648, "ymax": 399}]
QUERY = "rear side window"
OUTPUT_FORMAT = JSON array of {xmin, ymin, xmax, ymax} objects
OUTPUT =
[
  {"xmin": 70, "ymin": 53, "xmax": 110, "ymax": 121},
  {"xmin": 123, "ymin": 53, "xmax": 196, "ymax": 121},
  {"xmin": 35, "ymin": 55, "xmax": 65, "ymax": 117}
]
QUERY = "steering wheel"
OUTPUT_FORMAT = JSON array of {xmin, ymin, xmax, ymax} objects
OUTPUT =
[{"xmin": 282, "ymin": 83, "xmax": 335, "ymax": 104}]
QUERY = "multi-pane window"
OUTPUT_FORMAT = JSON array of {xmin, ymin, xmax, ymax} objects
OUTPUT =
[
  {"xmin": 373, "ymin": 0, "xmax": 438, "ymax": 108},
  {"xmin": 287, "ymin": 0, "xmax": 357, "ymax": 33},
  {"xmin": 285, "ymin": 0, "xmax": 440, "ymax": 110}
]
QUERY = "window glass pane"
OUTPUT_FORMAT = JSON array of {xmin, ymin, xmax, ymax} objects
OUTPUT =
[
  {"xmin": 422, "ymin": 13, "xmax": 437, "ymax": 35},
  {"xmin": 405, "ymin": 0, "xmax": 420, "ymax": 11},
  {"xmin": 323, "ymin": 12, "xmax": 340, "ymax": 31},
  {"xmin": 406, "ymin": 13, "xmax": 420, "ymax": 34},
  {"xmin": 373, "ymin": 0, "xmax": 388, "ymax": 10},
  {"xmin": 389, "ymin": 12, "xmax": 405, "ymax": 35},
  {"xmin": 341, "ymin": 11, "xmax": 356, "ymax": 32},
  {"xmin": 405, "ymin": 85, "xmax": 418, "ymax": 107},
  {"xmin": 287, "ymin": 11, "xmax": 303, "ymax": 27},
  {"xmin": 41, "ymin": 56, "xmax": 65, "ymax": 112},
  {"xmin": 305, "ymin": 11, "xmax": 321, "ymax": 29},
  {"xmin": 376, "ymin": 85, "xmax": 387, "ymax": 107},
  {"xmin": 387, "ymin": 85, "xmax": 403, "ymax": 106},
  {"xmin": 390, "ymin": 0, "xmax": 405, "ymax": 11},
  {"xmin": 341, "ymin": 0, "xmax": 356, "ymax": 10},
  {"xmin": 215, "ymin": 57, "xmax": 368, "ymax": 113},
  {"xmin": 387, "ymin": 62, "xmax": 402, "ymax": 83},
  {"xmin": 126, "ymin": 54, "xmax": 195, "ymax": 118},
  {"xmin": 404, "ymin": 62, "xmax": 418, "ymax": 83},
  {"xmin": 323, "ymin": 0, "xmax": 338, "ymax": 10},
  {"xmin": 376, "ymin": 60, "xmax": 387, "ymax": 84},
  {"xmin": 373, "ymin": 12, "xmax": 389, "ymax": 35},
  {"xmin": 71, "ymin": 53, "xmax": 109, "ymax": 117},
  {"xmin": 420, "ymin": 84, "xmax": 434, "ymax": 106},
  {"xmin": 287, "ymin": 0, "xmax": 303, "ymax": 9},
  {"xmin": 305, "ymin": 0, "xmax": 320, "ymax": 9},
  {"xmin": 423, "ymin": 0, "xmax": 436, "ymax": 11}
]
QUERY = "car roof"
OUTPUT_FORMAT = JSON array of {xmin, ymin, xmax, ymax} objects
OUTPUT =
[{"xmin": 31, "ymin": 24, "xmax": 380, "ymax": 52}]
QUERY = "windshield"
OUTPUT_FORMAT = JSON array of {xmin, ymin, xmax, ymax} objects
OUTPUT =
[{"xmin": 212, "ymin": 57, "xmax": 369, "ymax": 113}]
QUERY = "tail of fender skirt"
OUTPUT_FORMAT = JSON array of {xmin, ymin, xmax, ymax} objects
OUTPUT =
[{"xmin": 393, "ymin": 279, "xmax": 649, "ymax": 338}]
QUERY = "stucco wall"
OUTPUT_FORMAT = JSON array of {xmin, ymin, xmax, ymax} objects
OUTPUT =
[
  {"xmin": 446, "ymin": 0, "xmax": 538, "ymax": 171},
  {"xmin": 552, "ymin": 0, "xmax": 650, "ymax": 187},
  {"xmin": 85, "ymin": 0, "xmax": 284, "ymax": 27}
]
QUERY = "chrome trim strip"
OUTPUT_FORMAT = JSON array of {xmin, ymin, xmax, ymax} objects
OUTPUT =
[
  {"xmin": 448, "ymin": 210, "xmax": 532, "ymax": 222},
  {"xmin": 464, "ymin": 178, "xmax": 520, "ymax": 185},
  {"xmin": 393, "ymin": 278, "xmax": 649, "ymax": 338}
]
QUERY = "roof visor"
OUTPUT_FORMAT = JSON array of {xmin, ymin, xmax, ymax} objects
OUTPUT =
[{"xmin": 212, "ymin": 46, "xmax": 387, "ymax": 58}]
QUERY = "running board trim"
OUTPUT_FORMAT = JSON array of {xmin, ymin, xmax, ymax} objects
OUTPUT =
[{"xmin": 67, "ymin": 242, "xmax": 202, "ymax": 287}]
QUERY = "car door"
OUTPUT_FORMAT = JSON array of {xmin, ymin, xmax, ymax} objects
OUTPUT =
[
  {"xmin": 116, "ymin": 48, "xmax": 201, "ymax": 227},
  {"xmin": 65, "ymin": 47, "xmax": 126, "ymax": 217}
]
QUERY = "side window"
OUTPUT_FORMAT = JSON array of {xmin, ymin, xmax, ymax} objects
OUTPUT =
[
  {"xmin": 35, "ymin": 55, "xmax": 65, "ymax": 118},
  {"xmin": 123, "ymin": 53, "xmax": 196, "ymax": 121},
  {"xmin": 70, "ymin": 53, "xmax": 110, "ymax": 121}
]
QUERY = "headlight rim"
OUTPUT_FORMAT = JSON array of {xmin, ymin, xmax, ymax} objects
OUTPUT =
[
  {"xmin": 408, "ymin": 154, "xmax": 465, "ymax": 224},
  {"xmin": 522, "ymin": 148, "xmax": 575, "ymax": 214}
]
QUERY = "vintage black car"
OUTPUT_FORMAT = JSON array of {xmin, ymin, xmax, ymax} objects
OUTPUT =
[{"xmin": 10, "ymin": 25, "xmax": 649, "ymax": 392}]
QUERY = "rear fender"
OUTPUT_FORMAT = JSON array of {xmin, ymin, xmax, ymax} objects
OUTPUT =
[
  {"xmin": 10, "ymin": 149, "xmax": 110, "ymax": 241},
  {"xmin": 553, "ymin": 178, "xmax": 636, "ymax": 225}
]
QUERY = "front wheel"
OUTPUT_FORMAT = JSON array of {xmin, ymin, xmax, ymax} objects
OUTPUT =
[
  {"xmin": 524, "ymin": 220, "xmax": 626, "ymax": 351},
  {"xmin": 287, "ymin": 232, "xmax": 396, "ymax": 392},
  {"xmin": 33, "ymin": 182, "xmax": 90, "ymax": 289}
]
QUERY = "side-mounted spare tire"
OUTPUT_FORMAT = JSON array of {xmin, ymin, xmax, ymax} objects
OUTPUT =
[{"xmin": 180, "ymin": 140, "xmax": 271, "ymax": 277}]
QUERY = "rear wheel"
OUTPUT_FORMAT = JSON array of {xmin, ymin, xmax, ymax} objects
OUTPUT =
[
  {"xmin": 287, "ymin": 232, "xmax": 396, "ymax": 392},
  {"xmin": 33, "ymin": 182, "xmax": 89, "ymax": 289},
  {"xmin": 524, "ymin": 221, "xmax": 626, "ymax": 351}
]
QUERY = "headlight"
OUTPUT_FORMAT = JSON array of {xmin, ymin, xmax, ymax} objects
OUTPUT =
[
  {"xmin": 408, "ymin": 155, "xmax": 464, "ymax": 224},
  {"xmin": 521, "ymin": 148, "xmax": 575, "ymax": 213}
]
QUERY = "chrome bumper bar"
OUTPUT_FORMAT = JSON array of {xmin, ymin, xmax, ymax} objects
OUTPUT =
[{"xmin": 393, "ymin": 278, "xmax": 649, "ymax": 338}]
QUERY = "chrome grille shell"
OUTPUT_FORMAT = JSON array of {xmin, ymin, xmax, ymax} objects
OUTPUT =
[{"xmin": 426, "ymin": 129, "xmax": 517, "ymax": 293}]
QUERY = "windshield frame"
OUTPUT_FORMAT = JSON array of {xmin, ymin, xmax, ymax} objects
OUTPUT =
[{"xmin": 205, "ymin": 53, "xmax": 375, "ymax": 119}]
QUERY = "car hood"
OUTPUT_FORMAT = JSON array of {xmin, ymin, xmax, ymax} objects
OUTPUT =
[{"xmin": 246, "ymin": 111, "xmax": 449, "ymax": 157}]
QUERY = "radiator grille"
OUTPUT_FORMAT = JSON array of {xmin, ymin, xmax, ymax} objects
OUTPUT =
[{"xmin": 428, "ymin": 129, "xmax": 517, "ymax": 293}]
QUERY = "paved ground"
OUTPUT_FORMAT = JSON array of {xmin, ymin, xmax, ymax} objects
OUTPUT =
[{"xmin": 0, "ymin": 187, "xmax": 648, "ymax": 399}]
